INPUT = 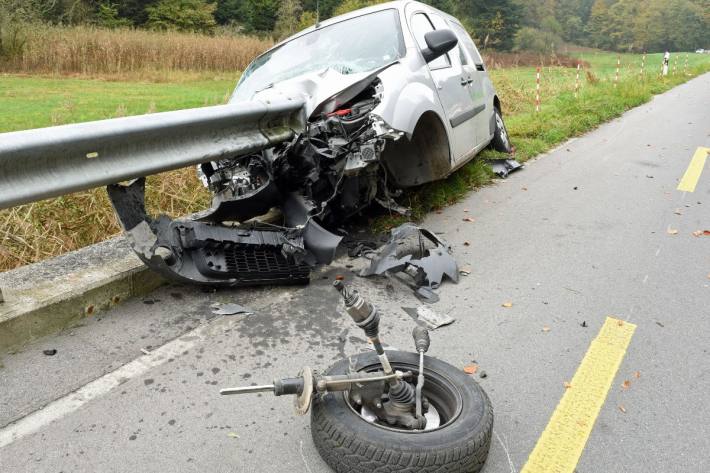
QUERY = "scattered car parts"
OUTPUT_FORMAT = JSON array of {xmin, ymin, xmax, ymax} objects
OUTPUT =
[
  {"xmin": 402, "ymin": 305, "xmax": 456, "ymax": 329},
  {"xmin": 360, "ymin": 223, "xmax": 459, "ymax": 300},
  {"xmin": 220, "ymin": 280, "xmax": 493, "ymax": 472},
  {"xmin": 487, "ymin": 158, "xmax": 523, "ymax": 178}
]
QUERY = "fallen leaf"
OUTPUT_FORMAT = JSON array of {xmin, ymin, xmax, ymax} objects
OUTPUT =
[
  {"xmin": 618, "ymin": 405, "xmax": 627, "ymax": 413},
  {"xmin": 563, "ymin": 381, "xmax": 572, "ymax": 389},
  {"xmin": 692, "ymin": 230, "xmax": 710, "ymax": 237},
  {"xmin": 463, "ymin": 217, "xmax": 475, "ymax": 223},
  {"xmin": 463, "ymin": 208, "xmax": 469, "ymax": 212},
  {"xmin": 463, "ymin": 241, "xmax": 471, "ymax": 246},
  {"xmin": 674, "ymin": 209, "xmax": 683, "ymax": 215},
  {"xmin": 621, "ymin": 380, "xmax": 631, "ymax": 389},
  {"xmin": 227, "ymin": 432, "xmax": 240, "ymax": 439},
  {"xmin": 502, "ymin": 302, "xmax": 513, "ymax": 308},
  {"xmin": 542, "ymin": 326, "xmax": 551, "ymax": 332},
  {"xmin": 459, "ymin": 267, "xmax": 472, "ymax": 275},
  {"xmin": 617, "ymin": 319, "xmax": 624, "ymax": 326},
  {"xmin": 521, "ymin": 186, "xmax": 528, "ymax": 191},
  {"xmin": 634, "ymin": 371, "xmax": 641, "ymax": 379},
  {"xmin": 463, "ymin": 364, "xmax": 478, "ymax": 374},
  {"xmin": 667, "ymin": 228, "xmax": 679, "ymax": 235}
]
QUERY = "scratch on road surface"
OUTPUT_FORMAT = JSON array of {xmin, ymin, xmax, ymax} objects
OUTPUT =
[
  {"xmin": 299, "ymin": 440, "xmax": 314, "ymax": 473},
  {"xmin": 494, "ymin": 429, "xmax": 517, "ymax": 473}
]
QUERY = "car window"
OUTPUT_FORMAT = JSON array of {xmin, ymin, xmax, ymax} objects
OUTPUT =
[
  {"xmin": 234, "ymin": 9, "xmax": 406, "ymax": 100},
  {"xmin": 450, "ymin": 22, "xmax": 483, "ymax": 65},
  {"xmin": 410, "ymin": 13, "xmax": 450, "ymax": 70}
]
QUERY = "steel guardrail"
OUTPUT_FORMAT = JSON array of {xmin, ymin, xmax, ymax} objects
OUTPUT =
[{"xmin": 0, "ymin": 97, "xmax": 306, "ymax": 209}]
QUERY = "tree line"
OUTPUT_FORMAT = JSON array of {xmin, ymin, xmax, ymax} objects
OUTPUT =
[{"xmin": 1, "ymin": 0, "xmax": 708, "ymax": 52}]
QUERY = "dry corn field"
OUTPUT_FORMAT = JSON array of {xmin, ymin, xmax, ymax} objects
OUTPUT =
[{"xmin": 0, "ymin": 25, "xmax": 273, "ymax": 79}]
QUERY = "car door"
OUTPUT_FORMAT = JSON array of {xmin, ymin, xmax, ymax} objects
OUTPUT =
[
  {"xmin": 450, "ymin": 21, "xmax": 491, "ymax": 145},
  {"xmin": 409, "ymin": 11, "xmax": 478, "ymax": 162}
]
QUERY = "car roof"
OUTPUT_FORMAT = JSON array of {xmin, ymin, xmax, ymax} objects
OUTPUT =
[{"xmin": 266, "ymin": 1, "xmax": 458, "ymax": 54}]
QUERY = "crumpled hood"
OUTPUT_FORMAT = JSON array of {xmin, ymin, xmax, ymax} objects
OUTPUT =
[{"xmin": 230, "ymin": 62, "xmax": 398, "ymax": 120}]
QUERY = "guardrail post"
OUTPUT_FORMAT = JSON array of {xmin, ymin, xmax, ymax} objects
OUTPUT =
[
  {"xmin": 574, "ymin": 63, "xmax": 581, "ymax": 99},
  {"xmin": 673, "ymin": 55, "xmax": 678, "ymax": 76},
  {"xmin": 535, "ymin": 67, "xmax": 541, "ymax": 112},
  {"xmin": 640, "ymin": 53, "xmax": 646, "ymax": 81},
  {"xmin": 614, "ymin": 55, "xmax": 620, "ymax": 87}
]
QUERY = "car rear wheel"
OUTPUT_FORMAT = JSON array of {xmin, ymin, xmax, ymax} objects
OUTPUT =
[
  {"xmin": 491, "ymin": 107, "xmax": 512, "ymax": 153},
  {"xmin": 310, "ymin": 350, "xmax": 494, "ymax": 473}
]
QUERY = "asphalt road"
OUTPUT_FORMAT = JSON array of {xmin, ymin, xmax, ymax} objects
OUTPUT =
[{"xmin": 1, "ymin": 72, "xmax": 709, "ymax": 473}]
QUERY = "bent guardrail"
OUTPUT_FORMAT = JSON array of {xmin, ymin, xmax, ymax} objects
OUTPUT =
[{"xmin": 0, "ymin": 97, "xmax": 306, "ymax": 209}]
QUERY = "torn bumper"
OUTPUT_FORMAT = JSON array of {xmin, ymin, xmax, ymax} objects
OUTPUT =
[
  {"xmin": 360, "ymin": 223, "xmax": 459, "ymax": 290},
  {"xmin": 107, "ymin": 178, "xmax": 341, "ymax": 286}
]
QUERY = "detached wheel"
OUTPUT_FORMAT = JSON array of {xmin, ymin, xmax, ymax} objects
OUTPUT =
[
  {"xmin": 491, "ymin": 107, "xmax": 512, "ymax": 153},
  {"xmin": 311, "ymin": 351, "xmax": 493, "ymax": 473}
]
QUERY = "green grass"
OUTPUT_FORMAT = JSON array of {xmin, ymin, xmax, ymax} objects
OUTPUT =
[{"xmin": 0, "ymin": 74, "xmax": 237, "ymax": 132}]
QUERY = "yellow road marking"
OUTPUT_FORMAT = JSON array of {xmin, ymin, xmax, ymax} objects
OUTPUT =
[
  {"xmin": 520, "ymin": 317, "xmax": 636, "ymax": 473},
  {"xmin": 677, "ymin": 147, "xmax": 709, "ymax": 192}
]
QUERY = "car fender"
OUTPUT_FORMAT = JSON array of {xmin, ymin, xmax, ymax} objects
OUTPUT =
[{"xmin": 375, "ymin": 62, "xmax": 452, "ymax": 155}]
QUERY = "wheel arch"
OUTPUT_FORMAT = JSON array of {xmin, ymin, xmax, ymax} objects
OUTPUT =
[
  {"xmin": 381, "ymin": 110, "xmax": 451, "ymax": 188},
  {"xmin": 493, "ymin": 95, "xmax": 502, "ymax": 113}
]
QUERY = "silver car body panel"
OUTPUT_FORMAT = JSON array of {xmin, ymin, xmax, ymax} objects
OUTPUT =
[{"xmin": 232, "ymin": 0, "xmax": 500, "ymax": 175}]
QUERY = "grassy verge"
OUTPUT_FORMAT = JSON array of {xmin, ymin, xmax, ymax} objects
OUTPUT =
[{"xmin": 1, "ymin": 52, "xmax": 709, "ymax": 270}]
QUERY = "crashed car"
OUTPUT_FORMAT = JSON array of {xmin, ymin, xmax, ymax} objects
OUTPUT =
[{"xmin": 108, "ymin": 0, "xmax": 512, "ymax": 286}]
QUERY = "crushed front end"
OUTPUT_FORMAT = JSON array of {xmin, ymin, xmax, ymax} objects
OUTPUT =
[{"xmin": 108, "ymin": 79, "xmax": 405, "ymax": 286}]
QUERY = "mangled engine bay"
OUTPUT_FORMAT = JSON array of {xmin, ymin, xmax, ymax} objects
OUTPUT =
[{"xmin": 108, "ymin": 80, "xmax": 406, "ymax": 286}]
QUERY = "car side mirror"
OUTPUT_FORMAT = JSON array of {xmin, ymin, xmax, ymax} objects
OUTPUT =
[{"xmin": 421, "ymin": 29, "xmax": 458, "ymax": 63}]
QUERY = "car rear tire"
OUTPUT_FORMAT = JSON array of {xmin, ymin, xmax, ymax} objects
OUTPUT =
[
  {"xmin": 491, "ymin": 107, "xmax": 512, "ymax": 153},
  {"xmin": 310, "ymin": 350, "xmax": 493, "ymax": 473}
]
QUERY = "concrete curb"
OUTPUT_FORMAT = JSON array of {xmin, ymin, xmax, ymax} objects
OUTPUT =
[{"xmin": 0, "ymin": 237, "xmax": 165, "ymax": 353}]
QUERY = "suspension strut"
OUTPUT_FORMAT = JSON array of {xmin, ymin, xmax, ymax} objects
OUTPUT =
[
  {"xmin": 220, "ymin": 280, "xmax": 427, "ymax": 430},
  {"xmin": 332, "ymin": 280, "xmax": 416, "ymax": 405}
]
